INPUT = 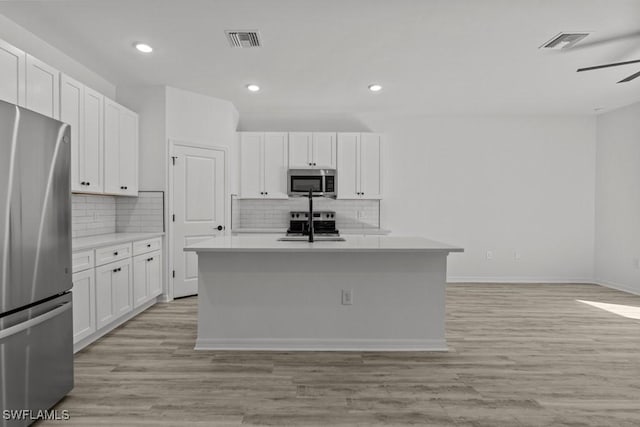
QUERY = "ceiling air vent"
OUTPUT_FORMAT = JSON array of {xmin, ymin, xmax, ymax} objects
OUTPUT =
[
  {"xmin": 225, "ymin": 30, "xmax": 262, "ymax": 48},
  {"xmin": 540, "ymin": 32, "xmax": 590, "ymax": 50}
]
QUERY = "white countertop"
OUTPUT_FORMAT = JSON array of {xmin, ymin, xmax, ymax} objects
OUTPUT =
[
  {"xmin": 184, "ymin": 234, "xmax": 463, "ymax": 253},
  {"xmin": 232, "ymin": 228, "xmax": 391, "ymax": 235},
  {"xmin": 73, "ymin": 232, "xmax": 165, "ymax": 251}
]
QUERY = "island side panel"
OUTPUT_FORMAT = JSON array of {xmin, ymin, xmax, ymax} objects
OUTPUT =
[{"xmin": 195, "ymin": 251, "xmax": 449, "ymax": 351}]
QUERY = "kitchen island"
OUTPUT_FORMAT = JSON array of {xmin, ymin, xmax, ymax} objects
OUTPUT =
[{"xmin": 185, "ymin": 235, "xmax": 463, "ymax": 351}]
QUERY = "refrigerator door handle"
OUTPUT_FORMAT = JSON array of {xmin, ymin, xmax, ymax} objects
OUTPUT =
[{"xmin": 0, "ymin": 302, "xmax": 71, "ymax": 340}]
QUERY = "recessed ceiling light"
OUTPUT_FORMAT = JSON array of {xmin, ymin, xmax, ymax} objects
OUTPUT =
[
  {"xmin": 368, "ymin": 84, "xmax": 382, "ymax": 92},
  {"xmin": 134, "ymin": 43, "xmax": 153, "ymax": 53},
  {"xmin": 246, "ymin": 84, "xmax": 261, "ymax": 92}
]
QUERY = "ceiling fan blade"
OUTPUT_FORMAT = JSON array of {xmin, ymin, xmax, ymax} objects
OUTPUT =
[
  {"xmin": 617, "ymin": 69, "xmax": 640, "ymax": 83},
  {"xmin": 577, "ymin": 59, "xmax": 640, "ymax": 72}
]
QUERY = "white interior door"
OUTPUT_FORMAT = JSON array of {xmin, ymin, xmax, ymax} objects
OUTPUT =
[{"xmin": 171, "ymin": 143, "xmax": 226, "ymax": 298}]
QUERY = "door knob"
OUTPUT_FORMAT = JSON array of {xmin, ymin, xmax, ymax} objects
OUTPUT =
[{"xmin": 216, "ymin": 225, "xmax": 224, "ymax": 231}]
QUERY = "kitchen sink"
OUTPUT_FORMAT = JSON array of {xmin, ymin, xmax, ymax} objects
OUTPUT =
[{"xmin": 278, "ymin": 236, "xmax": 346, "ymax": 242}]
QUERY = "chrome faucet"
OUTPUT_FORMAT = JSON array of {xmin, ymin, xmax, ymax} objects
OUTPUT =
[{"xmin": 308, "ymin": 188, "xmax": 314, "ymax": 242}]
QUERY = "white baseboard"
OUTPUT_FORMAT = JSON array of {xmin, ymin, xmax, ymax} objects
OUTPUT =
[
  {"xmin": 592, "ymin": 279, "xmax": 640, "ymax": 296},
  {"xmin": 195, "ymin": 338, "xmax": 448, "ymax": 352},
  {"xmin": 447, "ymin": 276, "xmax": 594, "ymax": 284}
]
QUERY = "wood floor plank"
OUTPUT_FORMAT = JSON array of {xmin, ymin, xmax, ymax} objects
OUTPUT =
[{"xmin": 40, "ymin": 283, "xmax": 640, "ymax": 426}]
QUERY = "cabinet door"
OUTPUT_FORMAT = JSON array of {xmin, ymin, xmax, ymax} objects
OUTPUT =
[
  {"xmin": 132, "ymin": 254, "xmax": 148, "ymax": 308},
  {"xmin": 312, "ymin": 132, "xmax": 336, "ymax": 169},
  {"xmin": 263, "ymin": 132, "xmax": 289, "ymax": 199},
  {"xmin": 118, "ymin": 107, "xmax": 139, "ymax": 196},
  {"xmin": 25, "ymin": 54, "xmax": 59, "ymax": 119},
  {"xmin": 336, "ymin": 133, "xmax": 360, "ymax": 199},
  {"xmin": 95, "ymin": 264, "xmax": 116, "ymax": 329},
  {"xmin": 103, "ymin": 98, "xmax": 121, "ymax": 194},
  {"xmin": 82, "ymin": 86, "xmax": 104, "ymax": 193},
  {"xmin": 239, "ymin": 132, "xmax": 264, "ymax": 198},
  {"xmin": 71, "ymin": 269, "xmax": 96, "ymax": 343},
  {"xmin": 359, "ymin": 133, "xmax": 383, "ymax": 199},
  {"xmin": 147, "ymin": 251, "xmax": 162, "ymax": 299},
  {"xmin": 288, "ymin": 132, "xmax": 312, "ymax": 168},
  {"xmin": 0, "ymin": 40, "xmax": 25, "ymax": 106},
  {"xmin": 60, "ymin": 74, "xmax": 84, "ymax": 193},
  {"xmin": 113, "ymin": 260, "xmax": 132, "ymax": 316}
]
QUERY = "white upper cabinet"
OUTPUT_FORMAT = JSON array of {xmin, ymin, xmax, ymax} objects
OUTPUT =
[
  {"xmin": 0, "ymin": 39, "xmax": 25, "ymax": 106},
  {"xmin": 288, "ymin": 132, "xmax": 336, "ymax": 169},
  {"xmin": 25, "ymin": 54, "xmax": 59, "ymax": 119},
  {"xmin": 61, "ymin": 75, "xmax": 104, "ymax": 194},
  {"xmin": 337, "ymin": 133, "xmax": 383, "ymax": 199},
  {"xmin": 239, "ymin": 132, "xmax": 288, "ymax": 199},
  {"xmin": 60, "ymin": 74, "xmax": 84, "ymax": 193},
  {"xmin": 312, "ymin": 132, "xmax": 337, "ymax": 169},
  {"xmin": 104, "ymin": 98, "xmax": 139, "ymax": 196}
]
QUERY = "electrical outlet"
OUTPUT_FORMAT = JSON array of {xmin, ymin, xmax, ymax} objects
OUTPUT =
[
  {"xmin": 342, "ymin": 290, "xmax": 353, "ymax": 305},
  {"xmin": 486, "ymin": 251, "xmax": 493, "ymax": 260},
  {"xmin": 633, "ymin": 258, "xmax": 640, "ymax": 269},
  {"xmin": 514, "ymin": 251, "xmax": 521, "ymax": 261}
]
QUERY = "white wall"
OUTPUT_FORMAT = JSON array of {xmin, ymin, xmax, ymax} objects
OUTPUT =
[
  {"xmin": 595, "ymin": 101, "xmax": 640, "ymax": 295},
  {"xmin": 241, "ymin": 112, "xmax": 597, "ymax": 282},
  {"xmin": 166, "ymin": 86, "xmax": 240, "ymax": 193},
  {"xmin": 0, "ymin": 14, "xmax": 115, "ymax": 98}
]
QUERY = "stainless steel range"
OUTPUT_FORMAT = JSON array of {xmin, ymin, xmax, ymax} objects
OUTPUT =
[{"xmin": 287, "ymin": 210, "xmax": 339, "ymax": 236}]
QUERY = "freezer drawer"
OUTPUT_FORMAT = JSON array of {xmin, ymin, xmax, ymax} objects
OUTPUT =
[{"xmin": 0, "ymin": 293, "xmax": 73, "ymax": 427}]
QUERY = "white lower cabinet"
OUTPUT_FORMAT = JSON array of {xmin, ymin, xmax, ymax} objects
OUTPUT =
[
  {"xmin": 72, "ymin": 236, "xmax": 163, "ymax": 350},
  {"xmin": 96, "ymin": 258, "xmax": 132, "ymax": 329},
  {"xmin": 133, "ymin": 250, "xmax": 162, "ymax": 308},
  {"xmin": 71, "ymin": 269, "xmax": 96, "ymax": 343}
]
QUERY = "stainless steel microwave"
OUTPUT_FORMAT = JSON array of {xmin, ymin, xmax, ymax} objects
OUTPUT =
[{"xmin": 287, "ymin": 169, "xmax": 337, "ymax": 197}]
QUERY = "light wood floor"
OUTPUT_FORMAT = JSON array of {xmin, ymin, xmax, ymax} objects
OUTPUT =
[{"xmin": 43, "ymin": 283, "xmax": 640, "ymax": 426}]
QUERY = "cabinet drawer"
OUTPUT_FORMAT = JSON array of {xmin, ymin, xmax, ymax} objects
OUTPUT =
[
  {"xmin": 95, "ymin": 243, "xmax": 132, "ymax": 267},
  {"xmin": 72, "ymin": 249, "xmax": 94, "ymax": 273},
  {"xmin": 133, "ymin": 237, "xmax": 161, "ymax": 256}
]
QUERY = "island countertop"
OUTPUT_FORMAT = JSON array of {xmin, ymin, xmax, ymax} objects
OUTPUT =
[{"xmin": 184, "ymin": 234, "xmax": 463, "ymax": 253}]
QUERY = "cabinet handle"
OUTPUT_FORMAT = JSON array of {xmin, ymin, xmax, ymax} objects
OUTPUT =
[
  {"xmin": 86, "ymin": 182, "xmax": 90, "ymax": 186},
  {"xmin": 313, "ymin": 163, "xmax": 317, "ymax": 166},
  {"xmin": 147, "ymin": 257, "xmax": 153, "ymax": 262},
  {"xmin": 114, "ymin": 251, "xmax": 119, "ymax": 256},
  {"xmin": 113, "ymin": 267, "xmax": 120, "ymax": 273},
  {"xmin": 81, "ymin": 181, "xmax": 86, "ymax": 185},
  {"xmin": 147, "ymin": 244, "xmax": 151, "ymax": 248},
  {"xmin": 265, "ymin": 192, "xmax": 268, "ymax": 195}
]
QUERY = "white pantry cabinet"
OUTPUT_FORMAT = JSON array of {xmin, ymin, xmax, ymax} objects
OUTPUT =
[
  {"xmin": 133, "ymin": 250, "xmax": 162, "ymax": 308},
  {"xmin": 60, "ymin": 75, "xmax": 104, "ymax": 193},
  {"xmin": 25, "ymin": 54, "xmax": 59, "ymax": 119},
  {"xmin": 337, "ymin": 133, "xmax": 383, "ymax": 199},
  {"xmin": 95, "ymin": 258, "xmax": 132, "ymax": 329},
  {"xmin": 239, "ymin": 132, "xmax": 289, "ymax": 199},
  {"xmin": 0, "ymin": 39, "xmax": 25, "ymax": 106},
  {"xmin": 104, "ymin": 98, "xmax": 139, "ymax": 196},
  {"xmin": 288, "ymin": 132, "xmax": 336, "ymax": 169},
  {"xmin": 71, "ymin": 269, "xmax": 96, "ymax": 343}
]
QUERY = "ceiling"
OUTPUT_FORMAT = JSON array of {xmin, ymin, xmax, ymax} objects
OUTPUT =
[{"xmin": 2, "ymin": 0, "xmax": 640, "ymax": 115}]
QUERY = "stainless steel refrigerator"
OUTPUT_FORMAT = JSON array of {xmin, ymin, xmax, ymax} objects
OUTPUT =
[{"xmin": 0, "ymin": 100, "xmax": 73, "ymax": 426}]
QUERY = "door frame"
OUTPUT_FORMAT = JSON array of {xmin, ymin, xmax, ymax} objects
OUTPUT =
[{"xmin": 167, "ymin": 139, "xmax": 229, "ymax": 300}]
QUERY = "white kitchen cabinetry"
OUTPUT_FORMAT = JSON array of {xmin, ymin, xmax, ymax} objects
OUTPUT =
[
  {"xmin": 0, "ymin": 39, "xmax": 25, "ymax": 106},
  {"xmin": 96, "ymin": 258, "xmax": 132, "ymax": 329},
  {"xmin": 25, "ymin": 54, "xmax": 59, "ymax": 119},
  {"xmin": 337, "ymin": 133, "xmax": 383, "ymax": 199},
  {"xmin": 133, "ymin": 250, "xmax": 162, "ymax": 308},
  {"xmin": 288, "ymin": 132, "xmax": 336, "ymax": 169},
  {"xmin": 104, "ymin": 98, "xmax": 139, "ymax": 196},
  {"xmin": 239, "ymin": 132, "xmax": 288, "ymax": 199},
  {"xmin": 71, "ymin": 269, "xmax": 96, "ymax": 343},
  {"xmin": 61, "ymin": 75, "xmax": 104, "ymax": 193}
]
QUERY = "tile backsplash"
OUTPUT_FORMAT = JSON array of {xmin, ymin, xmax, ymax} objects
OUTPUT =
[
  {"xmin": 72, "ymin": 192, "xmax": 164, "ymax": 238},
  {"xmin": 116, "ymin": 192, "xmax": 164, "ymax": 233},
  {"xmin": 233, "ymin": 197, "xmax": 380, "ymax": 230}
]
